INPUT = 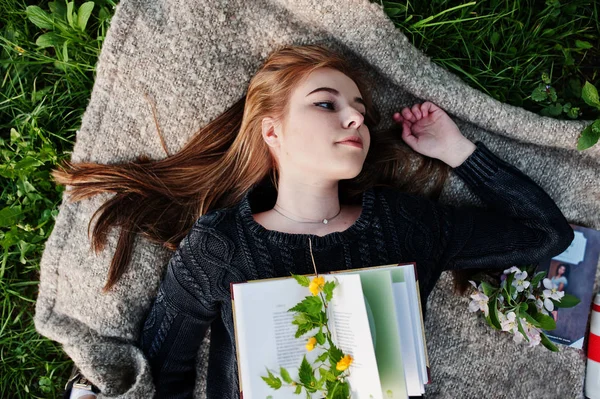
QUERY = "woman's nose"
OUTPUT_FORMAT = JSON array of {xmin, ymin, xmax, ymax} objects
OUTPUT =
[{"xmin": 344, "ymin": 108, "xmax": 364, "ymax": 129}]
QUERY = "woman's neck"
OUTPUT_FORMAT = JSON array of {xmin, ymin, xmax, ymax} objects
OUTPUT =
[{"xmin": 274, "ymin": 179, "xmax": 342, "ymax": 222}]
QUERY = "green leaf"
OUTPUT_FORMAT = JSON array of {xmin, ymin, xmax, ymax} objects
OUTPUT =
[
  {"xmin": 582, "ymin": 81, "xmax": 600, "ymax": 108},
  {"xmin": 520, "ymin": 309, "xmax": 541, "ymax": 328},
  {"xmin": 328, "ymin": 340, "xmax": 344, "ymax": 365},
  {"xmin": 0, "ymin": 206, "xmax": 24, "ymax": 228},
  {"xmin": 316, "ymin": 351, "xmax": 329, "ymax": 363},
  {"xmin": 15, "ymin": 157, "xmax": 44, "ymax": 172},
  {"xmin": 554, "ymin": 293, "xmax": 581, "ymax": 308},
  {"xmin": 577, "ymin": 122, "xmax": 600, "ymax": 150},
  {"xmin": 488, "ymin": 293, "xmax": 501, "ymax": 330},
  {"xmin": 541, "ymin": 103, "xmax": 562, "ymax": 117},
  {"xmin": 567, "ymin": 107, "xmax": 580, "ymax": 119},
  {"xmin": 298, "ymin": 356, "xmax": 313, "ymax": 386},
  {"xmin": 315, "ymin": 331, "xmax": 326, "ymax": 345},
  {"xmin": 35, "ymin": 32, "xmax": 64, "ymax": 48},
  {"xmin": 516, "ymin": 317, "xmax": 529, "ymax": 342},
  {"xmin": 66, "ymin": 1, "xmax": 75, "ymax": 29},
  {"xmin": 548, "ymin": 87, "xmax": 558, "ymax": 103},
  {"xmin": 26, "ymin": 6, "xmax": 54, "ymax": 29},
  {"xmin": 10, "ymin": 128, "xmax": 20, "ymax": 143},
  {"xmin": 541, "ymin": 72, "xmax": 551, "ymax": 84},
  {"xmin": 288, "ymin": 296, "xmax": 323, "ymax": 316},
  {"xmin": 518, "ymin": 302, "xmax": 528, "ymax": 313},
  {"xmin": 77, "ymin": 2, "xmax": 95, "ymax": 31},
  {"xmin": 315, "ymin": 372, "xmax": 326, "ymax": 390},
  {"xmin": 62, "ymin": 40, "xmax": 69, "ymax": 62},
  {"xmin": 531, "ymin": 84, "xmax": 548, "ymax": 102},
  {"xmin": 480, "ymin": 281, "xmax": 496, "ymax": 297},
  {"xmin": 293, "ymin": 321, "xmax": 315, "ymax": 339},
  {"xmin": 319, "ymin": 367, "xmax": 337, "ymax": 382},
  {"xmin": 540, "ymin": 332, "xmax": 559, "ymax": 352},
  {"xmin": 48, "ymin": 1, "xmax": 67, "ymax": 20},
  {"xmin": 280, "ymin": 367, "xmax": 293, "ymax": 384},
  {"xmin": 329, "ymin": 381, "xmax": 350, "ymax": 399},
  {"xmin": 292, "ymin": 274, "xmax": 310, "ymax": 287},
  {"xmin": 575, "ymin": 40, "xmax": 593, "ymax": 49},
  {"xmin": 294, "ymin": 384, "xmax": 302, "ymax": 394},
  {"xmin": 530, "ymin": 271, "xmax": 546, "ymax": 289},
  {"xmin": 261, "ymin": 368, "xmax": 282, "ymax": 390},
  {"xmin": 533, "ymin": 312, "xmax": 556, "ymax": 330},
  {"xmin": 323, "ymin": 280, "xmax": 336, "ymax": 302},
  {"xmin": 593, "ymin": 120, "xmax": 600, "ymax": 135}
]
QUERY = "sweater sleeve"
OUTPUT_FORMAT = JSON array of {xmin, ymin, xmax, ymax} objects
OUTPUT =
[
  {"xmin": 423, "ymin": 141, "xmax": 574, "ymax": 271},
  {"xmin": 140, "ymin": 235, "xmax": 219, "ymax": 399}
]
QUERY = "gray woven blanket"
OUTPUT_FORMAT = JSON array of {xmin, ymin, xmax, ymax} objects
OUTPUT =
[{"xmin": 34, "ymin": 0, "xmax": 600, "ymax": 397}]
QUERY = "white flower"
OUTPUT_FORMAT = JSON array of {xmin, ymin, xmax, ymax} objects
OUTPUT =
[
  {"xmin": 513, "ymin": 330, "xmax": 525, "ymax": 344},
  {"xmin": 522, "ymin": 320, "xmax": 542, "ymax": 347},
  {"xmin": 526, "ymin": 328, "xmax": 542, "ymax": 347},
  {"xmin": 469, "ymin": 291, "xmax": 489, "ymax": 317},
  {"xmin": 512, "ymin": 271, "xmax": 531, "ymax": 292},
  {"xmin": 498, "ymin": 294, "xmax": 505, "ymax": 304},
  {"xmin": 503, "ymin": 266, "xmax": 522, "ymax": 275},
  {"xmin": 499, "ymin": 311, "xmax": 517, "ymax": 333},
  {"xmin": 542, "ymin": 279, "xmax": 564, "ymax": 311},
  {"xmin": 535, "ymin": 298, "xmax": 549, "ymax": 315}
]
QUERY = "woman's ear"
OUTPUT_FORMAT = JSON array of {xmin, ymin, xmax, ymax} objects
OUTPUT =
[{"xmin": 261, "ymin": 116, "xmax": 282, "ymax": 149}]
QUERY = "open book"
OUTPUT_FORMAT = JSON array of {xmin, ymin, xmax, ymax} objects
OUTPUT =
[{"xmin": 230, "ymin": 263, "xmax": 431, "ymax": 399}]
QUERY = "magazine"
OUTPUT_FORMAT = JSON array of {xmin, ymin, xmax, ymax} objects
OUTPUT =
[
  {"xmin": 535, "ymin": 224, "xmax": 600, "ymax": 349},
  {"xmin": 230, "ymin": 263, "xmax": 430, "ymax": 399}
]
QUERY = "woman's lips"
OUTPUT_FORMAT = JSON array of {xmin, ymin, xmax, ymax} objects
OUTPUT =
[{"xmin": 337, "ymin": 141, "xmax": 363, "ymax": 149}]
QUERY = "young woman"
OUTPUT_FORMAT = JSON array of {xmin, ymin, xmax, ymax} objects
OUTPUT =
[
  {"xmin": 54, "ymin": 44, "xmax": 574, "ymax": 398},
  {"xmin": 549, "ymin": 262, "xmax": 570, "ymax": 322}
]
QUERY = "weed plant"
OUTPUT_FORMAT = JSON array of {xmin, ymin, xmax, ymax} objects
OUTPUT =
[{"xmin": 0, "ymin": 0, "xmax": 598, "ymax": 397}]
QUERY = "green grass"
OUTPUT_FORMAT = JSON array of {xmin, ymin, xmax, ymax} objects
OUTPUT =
[
  {"xmin": 379, "ymin": 0, "xmax": 600, "ymax": 147},
  {"xmin": 0, "ymin": 0, "xmax": 598, "ymax": 397},
  {"xmin": 1, "ymin": 0, "xmax": 115, "ymax": 397}
]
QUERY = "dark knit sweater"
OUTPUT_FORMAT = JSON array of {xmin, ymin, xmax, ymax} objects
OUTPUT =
[{"xmin": 139, "ymin": 142, "xmax": 574, "ymax": 399}]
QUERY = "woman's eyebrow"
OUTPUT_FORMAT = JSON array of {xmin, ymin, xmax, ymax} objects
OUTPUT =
[{"xmin": 306, "ymin": 87, "xmax": 365, "ymax": 107}]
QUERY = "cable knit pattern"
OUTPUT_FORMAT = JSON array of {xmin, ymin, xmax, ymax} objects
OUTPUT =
[
  {"xmin": 139, "ymin": 143, "xmax": 574, "ymax": 398},
  {"xmin": 371, "ymin": 216, "xmax": 388, "ymax": 264}
]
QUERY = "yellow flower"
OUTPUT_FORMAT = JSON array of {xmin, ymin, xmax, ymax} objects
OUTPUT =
[
  {"xmin": 336, "ymin": 354, "xmax": 353, "ymax": 371},
  {"xmin": 309, "ymin": 276, "xmax": 325, "ymax": 296},
  {"xmin": 306, "ymin": 337, "xmax": 317, "ymax": 351}
]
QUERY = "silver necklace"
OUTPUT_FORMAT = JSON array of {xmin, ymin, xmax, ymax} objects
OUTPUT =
[{"xmin": 272, "ymin": 204, "xmax": 342, "ymax": 225}]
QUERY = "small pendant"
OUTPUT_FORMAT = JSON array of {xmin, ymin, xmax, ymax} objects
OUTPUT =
[{"xmin": 323, "ymin": 219, "xmax": 328, "ymax": 224}]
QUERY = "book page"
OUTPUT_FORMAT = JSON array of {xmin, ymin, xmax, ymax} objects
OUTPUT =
[
  {"xmin": 328, "ymin": 274, "xmax": 384, "ymax": 399},
  {"xmin": 232, "ymin": 278, "xmax": 322, "ymax": 399},
  {"xmin": 403, "ymin": 266, "xmax": 429, "ymax": 387},
  {"xmin": 391, "ymin": 280, "xmax": 422, "ymax": 396},
  {"xmin": 232, "ymin": 274, "xmax": 382, "ymax": 399},
  {"xmin": 342, "ymin": 269, "xmax": 409, "ymax": 399}
]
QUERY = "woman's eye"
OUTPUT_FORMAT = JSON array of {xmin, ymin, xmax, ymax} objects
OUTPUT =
[
  {"xmin": 314, "ymin": 102, "xmax": 366, "ymax": 117},
  {"xmin": 314, "ymin": 101, "xmax": 335, "ymax": 110}
]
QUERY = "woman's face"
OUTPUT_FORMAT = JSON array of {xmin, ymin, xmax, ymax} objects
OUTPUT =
[
  {"xmin": 263, "ymin": 67, "xmax": 370, "ymax": 183},
  {"xmin": 558, "ymin": 265, "xmax": 566, "ymax": 275}
]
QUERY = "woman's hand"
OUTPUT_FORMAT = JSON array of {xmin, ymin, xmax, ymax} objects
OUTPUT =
[{"xmin": 393, "ymin": 101, "xmax": 476, "ymax": 167}]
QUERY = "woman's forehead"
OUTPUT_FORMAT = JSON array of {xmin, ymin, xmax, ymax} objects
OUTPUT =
[{"xmin": 295, "ymin": 68, "xmax": 361, "ymax": 97}]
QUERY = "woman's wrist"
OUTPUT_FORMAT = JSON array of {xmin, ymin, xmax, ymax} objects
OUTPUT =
[{"xmin": 441, "ymin": 139, "xmax": 477, "ymax": 168}]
